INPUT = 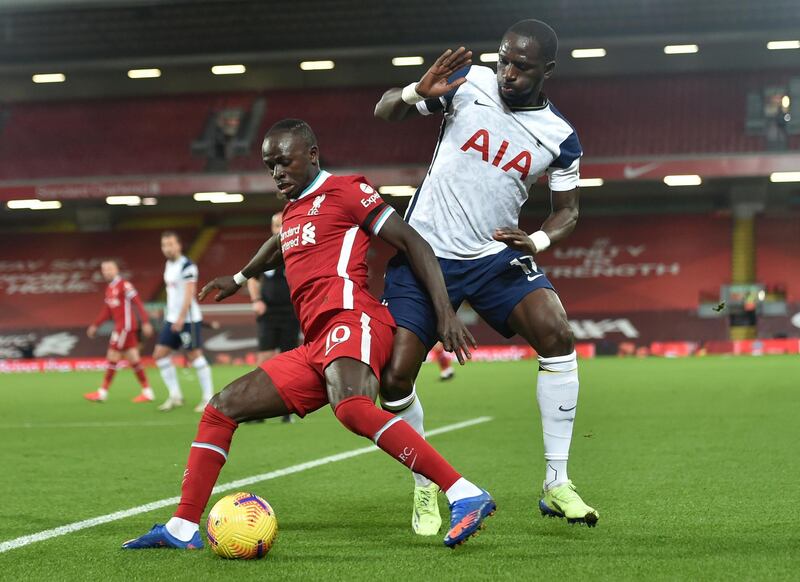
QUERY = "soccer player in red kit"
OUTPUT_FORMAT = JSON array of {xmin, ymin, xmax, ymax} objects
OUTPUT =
[
  {"xmin": 123, "ymin": 119, "xmax": 495, "ymax": 551},
  {"xmin": 84, "ymin": 260, "xmax": 154, "ymax": 403}
]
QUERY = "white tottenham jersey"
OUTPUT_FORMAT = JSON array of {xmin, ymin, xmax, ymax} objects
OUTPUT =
[
  {"xmin": 411, "ymin": 64, "xmax": 582, "ymax": 260},
  {"xmin": 164, "ymin": 255, "xmax": 202, "ymax": 323}
]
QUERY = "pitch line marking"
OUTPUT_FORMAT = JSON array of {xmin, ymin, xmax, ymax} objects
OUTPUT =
[{"xmin": 0, "ymin": 416, "xmax": 492, "ymax": 553}]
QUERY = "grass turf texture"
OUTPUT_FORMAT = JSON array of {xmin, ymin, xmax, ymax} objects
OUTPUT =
[{"xmin": 1, "ymin": 356, "xmax": 798, "ymax": 580}]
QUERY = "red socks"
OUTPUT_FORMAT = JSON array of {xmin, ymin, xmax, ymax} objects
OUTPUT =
[
  {"xmin": 334, "ymin": 396, "xmax": 461, "ymax": 492},
  {"xmin": 132, "ymin": 361, "xmax": 150, "ymax": 388},
  {"xmin": 433, "ymin": 344, "xmax": 451, "ymax": 372},
  {"xmin": 174, "ymin": 405, "xmax": 238, "ymax": 523},
  {"xmin": 101, "ymin": 361, "xmax": 117, "ymax": 390}
]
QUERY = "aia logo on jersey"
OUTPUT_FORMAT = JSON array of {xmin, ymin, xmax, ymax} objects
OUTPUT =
[
  {"xmin": 308, "ymin": 193, "xmax": 326, "ymax": 216},
  {"xmin": 301, "ymin": 222, "xmax": 316, "ymax": 245},
  {"xmin": 460, "ymin": 128, "xmax": 533, "ymax": 180}
]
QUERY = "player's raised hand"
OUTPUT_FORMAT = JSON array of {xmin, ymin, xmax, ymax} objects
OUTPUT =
[
  {"xmin": 437, "ymin": 310, "xmax": 477, "ymax": 365},
  {"xmin": 493, "ymin": 227, "xmax": 538, "ymax": 255},
  {"xmin": 415, "ymin": 47, "xmax": 473, "ymax": 99},
  {"xmin": 198, "ymin": 276, "xmax": 241, "ymax": 303},
  {"xmin": 86, "ymin": 325, "xmax": 97, "ymax": 338}
]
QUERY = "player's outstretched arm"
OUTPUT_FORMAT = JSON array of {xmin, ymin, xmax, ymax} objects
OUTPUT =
[
  {"xmin": 198, "ymin": 233, "xmax": 283, "ymax": 302},
  {"xmin": 377, "ymin": 213, "xmax": 476, "ymax": 364},
  {"xmin": 374, "ymin": 47, "xmax": 473, "ymax": 122},
  {"xmin": 493, "ymin": 188, "xmax": 580, "ymax": 254}
]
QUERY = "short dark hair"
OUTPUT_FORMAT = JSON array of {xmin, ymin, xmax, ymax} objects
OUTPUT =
[
  {"xmin": 505, "ymin": 19, "xmax": 558, "ymax": 62},
  {"xmin": 264, "ymin": 118, "xmax": 318, "ymax": 149},
  {"xmin": 161, "ymin": 230, "xmax": 181, "ymax": 242},
  {"xmin": 100, "ymin": 258, "xmax": 118, "ymax": 267}
]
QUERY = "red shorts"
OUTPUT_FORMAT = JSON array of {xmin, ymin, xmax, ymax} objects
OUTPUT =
[
  {"xmin": 260, "ymin": 310, "xmax": 395, "ymax": 417},
  {"xmin": 109, "ymin": 329, "xmax": 139, "ymax": 352}
]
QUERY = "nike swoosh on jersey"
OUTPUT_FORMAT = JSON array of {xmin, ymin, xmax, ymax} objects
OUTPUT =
[
  {"xmin": 528, "ymin": 274, "xmax": 544, "ymax": 282},
  {"xmin": 474, "ymin": 99, "xmax": 493, "ymax": 107}
]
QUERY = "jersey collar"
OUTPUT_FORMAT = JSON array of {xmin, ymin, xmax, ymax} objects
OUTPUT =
[
  {"xmin": 295, "ymin": 170, "xmax": 331, "ymax": 201},
  {"xmin": 509, "ymin": 94, "xmax": 550, "ymax": 112}
]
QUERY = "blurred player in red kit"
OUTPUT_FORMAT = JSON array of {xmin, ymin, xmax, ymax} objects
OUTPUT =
[
  {"xmin": 84, "ymin": 259, "xmax": 154, "ymax": 403},
  {"xmin": 123, "ymin": 119, "xmax": 495, "ymax": 551}
]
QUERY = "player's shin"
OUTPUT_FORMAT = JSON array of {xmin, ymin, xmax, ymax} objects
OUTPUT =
[
  {"xmin": 101, "ymin": 360, "xmax": 117, "ymax": 391},
  {"xmin": 156, "ymin": 356, "xmax": 183, "ymax": 399},
  {"xmin": 168, "ymin": 404, "xmax": 238, "ymax": 540},
  {"xmin": 537, "ymin": 351, "xmax": 579, "ymax": 489},
  {"xmin": 192, "ymin": 355, "xmax": 214, "ymax": 402},
  {"xmin": 381, "ymin": 386, "xmax": 432, "ymax": 487},
  {"xmin": 335, "ymin": 395, "xmax": 481, "ymax": 502}
]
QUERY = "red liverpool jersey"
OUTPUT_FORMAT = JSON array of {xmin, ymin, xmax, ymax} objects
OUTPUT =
[
  {"xmin": 279, "ymin": 170, "xmax": 397, "ymax": 338},
  {"xmin": 92, "ymin": 277, "xmax": 148, "ymax": 332}
]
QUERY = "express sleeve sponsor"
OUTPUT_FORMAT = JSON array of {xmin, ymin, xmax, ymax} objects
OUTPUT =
[{"xmin": 345, "ymin": 178, "xmax": 395, "ymax": 235}]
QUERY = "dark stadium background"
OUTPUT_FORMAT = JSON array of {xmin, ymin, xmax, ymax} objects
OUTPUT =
[{"xmin": 1, "ymin": 0, "xmax": 799, "ymax": 366}]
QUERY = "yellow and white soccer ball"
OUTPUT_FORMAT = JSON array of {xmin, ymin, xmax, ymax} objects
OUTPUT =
[{"xmin": 206, "ymin": 492, "xmax": 278, "ymax": 559}]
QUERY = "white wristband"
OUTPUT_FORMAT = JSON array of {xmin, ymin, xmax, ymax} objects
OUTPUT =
[
  {"xmin": 401, "ymin": 82, "xmax": 424, "ymax": 105},
  {"xmin": 529, "ymin": 230, "xmax": 551, "ymax": 253},
  {"xmin": 232, "ymin": 271, "xmax": 247, "ymax": 286}
]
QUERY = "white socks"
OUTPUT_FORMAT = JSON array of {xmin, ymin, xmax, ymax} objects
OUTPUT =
[
  {"xmin": 537, "ymin": 351, "xmax": 579, "ymax": 490},
  {"xmin": 165, "ymin": 516, "xmax": 199, "ymax": 542},
  {"xmin": 445, "ymin": 478, "xmax": 483, "ymax": 503},
  {"xmin": 156, "ymin": 356, "xmax": 182, "ymax": 399},
  {"xmin": 192, "ymin": 356, "xmax": 214, "ymax": 401},
  {"xmin": 382, "ymin": 387, "xmax": 432, "ymax": 488}
]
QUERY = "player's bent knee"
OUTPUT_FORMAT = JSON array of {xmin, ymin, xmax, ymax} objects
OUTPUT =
[
  {"xmin": 551, "ymin": 322, "xmax": 575, "ymax": 355},
  {"xmin": 379, "ymin": 368, "xmax": 415, "ymax": 404}
]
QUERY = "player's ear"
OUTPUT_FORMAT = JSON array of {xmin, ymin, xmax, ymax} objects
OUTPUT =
[
  {"xmin": 543, "ymin": 60, "xmax": 556, "ymax": 80},
  {"xmin": 309, "ymin": 144, "xmax": 319, "ymax": 167}
]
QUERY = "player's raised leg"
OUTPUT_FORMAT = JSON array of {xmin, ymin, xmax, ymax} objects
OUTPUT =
[
  {"xmin": 122, "ymin": 367, "xmax": 292, "ymax": 549},
  {"xmin": 84, "ymin": 348, "xmax": 121, "ymax": 402},
  {"xmin": 327, "ymin": 355, "xmax": 494, "ymax": 547},
  {"xmin": 380, "ymin": 328, "xmax": 442, "ymax": 535},
  {"xmin": 508, "ymin": 288, "xmax": 598, "ymax": 526}
]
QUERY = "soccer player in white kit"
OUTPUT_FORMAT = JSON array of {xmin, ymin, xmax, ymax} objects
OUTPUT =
[
  {"xmin": 374, "ymin": 19, "xmax": 599, "ymax": 534},
  {"xmin": 154, "ymin": 231, "xmax": 215, "ymax": 412}
]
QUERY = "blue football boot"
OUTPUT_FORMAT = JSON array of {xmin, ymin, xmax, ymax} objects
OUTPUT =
[
  {"xmin": 122, "ymin": 524, "xmax": 204, "ymax": 550},
  {"xmin": 443, "ymin": 490, "xmax": 496, "ymax": 548}
]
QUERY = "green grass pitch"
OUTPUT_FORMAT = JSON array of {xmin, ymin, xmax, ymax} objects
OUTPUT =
[{"xmin": 1, "ymin": 356, "xmax": 798, "ymax": 580}]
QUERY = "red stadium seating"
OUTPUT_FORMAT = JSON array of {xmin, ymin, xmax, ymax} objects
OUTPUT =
[
  {"xmin": 0, "ymin": 228, "xmax": 196, "ymax": 329},
  {"xmin": 1, "ymin": 70, "xmax": 798, "ymax": 180},
  {"xmin": 756, "ymin": 215, "xmax": 800, "ymax": 303}
]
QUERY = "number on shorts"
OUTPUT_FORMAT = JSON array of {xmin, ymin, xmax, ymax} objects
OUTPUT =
[
  {"xmin": 510, "ymin": 256, "xmax": 543, "ymax": 282},
  {"xmin": 325, "ymin": 325, "xmax": 351, "ymax": 355}
]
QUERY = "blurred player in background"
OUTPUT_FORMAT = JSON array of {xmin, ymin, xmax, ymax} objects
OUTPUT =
[
  {"xmin": 430, "ymin": 342, "xmax": 454, "ymax": 381},
  {"xmin": 154, "ymin": 231, "xmax": 215, "ymax": 412},
  {"xmin": 246, "ymin": 212, "xmax": 299, "ymax": 423},
  {"xmin": 122, "ymin": 119, "xmax": 494, "ymax": 551},
  {"xmin": 375, "ymin": 19, "xmax": 598, "ymax": 532},
  {"xmin": 84, "ymin": 259, "xmax": 154, "ymax": 402}
]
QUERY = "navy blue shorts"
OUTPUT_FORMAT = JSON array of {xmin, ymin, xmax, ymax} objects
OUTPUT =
[
  {"xmin": 382, "ymin": 248, "xmax": 555, "ymax": 350},
  {"xmin": 157, "ymin": 321, "xmax": 203, "ymax": 351}
]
